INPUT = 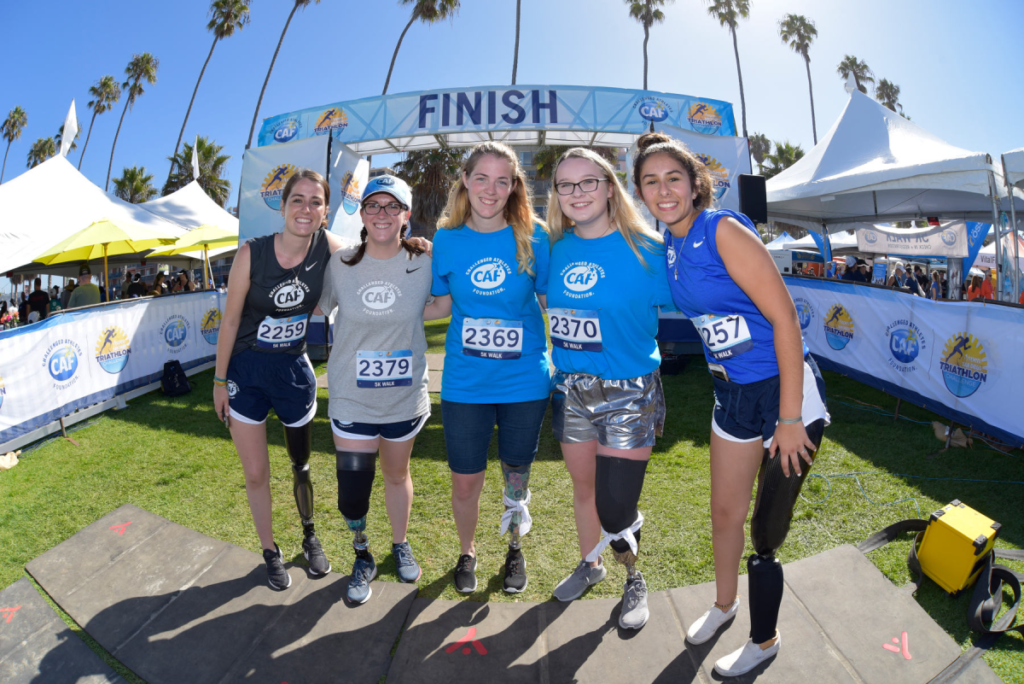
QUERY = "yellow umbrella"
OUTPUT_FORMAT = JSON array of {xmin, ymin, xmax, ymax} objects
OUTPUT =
[
  {"xmin": 35, "ymin": 219, "xmax": 178, "ymax": 291},
  {"xmin": 145, "ymin": 224, "xmax": 238, "ymax": 289}
]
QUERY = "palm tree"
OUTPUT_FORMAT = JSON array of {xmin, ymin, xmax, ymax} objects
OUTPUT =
[
  {"xmin": 162, "ymin": 136, "xmax": 232, "ymax": 206},
  {"xmin": 748, "ymin": 132, "xmax": 770, "ymax": 174},
  {"xmin": 511, "ymin": 0, "xmax": 522, "ymax": 84},
  {"xmin": 778, "ymin": 13, "xmax": 818, "ymax": 144},
  {"xmin": 762, "ymin": 141, "xmax": 804, "ymax": 180},
  {"xmin": 172, "ymin": 0, "xmax": 251, "ymax": 177},
  {"xmin": 836, "ymin": 55, "xmax": 874, "ymax": 94},
  {"xmin": 706, "ymin": 0, "xmax": 750, "ymax": 138},
  {"xmin": 1, "ymin": 106, "xmax": 28, "ymax": 182},
  {"xmin": 55, "ymin": 116, "xmax": 81, "ymax": 154},
  {"xmin": 383, "ymin": 1, "xmax": 462, "ymax": 96},
  {"xmin": 394, "ymin": 146, "xmax": 468, "ymax": 238},
  {"xmin": 245, "ymin": 0, "xmax": 322, "ymax": 150},
  {"xmin": 79, "ymin": 76, "xmax": 121, "ymax": 170},
  {"xmin": 27, "ymin": 137, "xmax": 57, "ymax": 169},
  {"xmin": 624, "ymin": 0, "xmax": 673, "ymax": 90},
  {"xmin": 876, "ymin": 78, "xmax": 903, "ymax": 114},
  {"xmin": 113, "ymin": 166, "xmax": 158, "ymax": 204},
  {"xmin": 106, "ymin": 53, "xmax": 160, "ymax": 192}
]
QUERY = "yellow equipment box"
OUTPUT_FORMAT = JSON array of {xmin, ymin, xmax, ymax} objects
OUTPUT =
[{"xmin": 917, "ymin": 500, "xmax": 1001, "ymax": 596}]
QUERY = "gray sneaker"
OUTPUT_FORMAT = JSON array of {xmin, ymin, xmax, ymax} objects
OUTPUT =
[
  {"xmin": 553, "ymin": 558, "xmax": 607, "ymax": 602},
  {"xmin": 619, "ymin": 571, "xmax": 649, "ymax": 630},
  {"xmin": 392, "ymin": 541, "xmax": 422, "ymax": 583},
  {"xmin": 347, "ymin": 549, "xmax": 377, "ymax": 604}
]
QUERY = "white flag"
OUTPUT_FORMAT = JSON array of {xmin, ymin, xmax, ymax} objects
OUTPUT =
[
  {"xmin": 191, "ymin": 135, "xmax": 200, "ymax": 180},
  {"xmin": 59, "ymin": 100, "xmax": 78, "ymax": 158}
]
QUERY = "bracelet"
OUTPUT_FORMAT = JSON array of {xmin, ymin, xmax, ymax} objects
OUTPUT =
[
  {"xmin": 213, "ymin": 376, "xmax": 227, "ymax": 387},
  {"xmin": 214, "ymin": 375, "xmax": 227, "ymax": 383},
  {"xmin": 778, "ymin": 415, "xmax": 802, "ymax": 425}
]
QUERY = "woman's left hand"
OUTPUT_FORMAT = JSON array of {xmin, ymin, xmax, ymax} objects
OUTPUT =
[
  {"xmin": 768, "ymin": 421, "xmax": 817, "ymax": 477},
  {"xmin": 407, "ymin": 236, "xmax": 433, "ymax": 256}
]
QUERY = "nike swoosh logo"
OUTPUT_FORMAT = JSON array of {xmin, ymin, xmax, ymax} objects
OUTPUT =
[
  {"xmin": 693, "ymin": 240, "xmax": 704, "ymax": 248},
  {"xmin": 406, "ymin": 267, "xmax": 422, "ymax": 274},
  {"xmin": 305, "ymin": 262, "xmax": 317, "ymax": 271},
  {"xmin": 306, "ymin": 399, "xmax": 315, "ymax": 409}
]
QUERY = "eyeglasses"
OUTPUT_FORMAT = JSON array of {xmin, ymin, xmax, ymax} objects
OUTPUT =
[
  {"xmin": 554, "ymin": 178, "xmax": 608, "ymax": 196},
  {"xmin": 363, "ymin": 201, "xmax": 405, "ymax": 216}
]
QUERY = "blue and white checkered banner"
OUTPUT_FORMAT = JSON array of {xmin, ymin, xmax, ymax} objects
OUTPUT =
[
  {"xmin": 258, "ymin": 85, "xmax": 736, "ymax": 148},
  {"xmin": 0, "ymin": 292, "xmax": 222, "ymax": 445},
  {"xmin": 787, "ymin": 277, "xmax": 1024, "ymax": 447}
]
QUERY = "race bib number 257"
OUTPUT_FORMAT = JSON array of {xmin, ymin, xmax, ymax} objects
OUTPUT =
[{"xmin": 691, "ymin": 314, "xmax": 752, "ymax": 361}]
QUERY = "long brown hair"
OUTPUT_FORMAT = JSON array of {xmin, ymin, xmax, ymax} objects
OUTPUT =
[
  {"xmin": 341, "ymin": 217, "xmax": 424, "ymax": 267},
  {"xmin": 280, "ymin": 168, "xmax": 331, "ymax": 228},
  {"xmin": 546, "ymin": 147, "xmax": 663, "ymax": 269},
  {"xmin": 631, "ymin": 132, "xmax": 715, "ymax": 214},
  {"xmin": 436, "ymin": 141, "xmax": 547, "ymax": 276}
]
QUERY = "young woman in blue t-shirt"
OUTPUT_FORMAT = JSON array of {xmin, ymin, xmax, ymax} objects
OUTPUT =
[
  {"xmin": 633, "ymin": 132, "xmax": 829, "ymax": 677},
  {"xmin": 428, "ymin": 142, "xmax": 552, "ymax": 594},
  {"xmin": 545, "ymin": 148, "xmax": 675, "ymax": 630}
]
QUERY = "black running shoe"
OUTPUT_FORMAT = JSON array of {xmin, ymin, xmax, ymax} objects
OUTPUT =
[
  {"xmin": 453, "ymin": 554, "xmax": 478, "ymax": 593},
  {"xmin": 262, "ymin": 544, "xmax": 291, "ymax": 590},
  {"xmin": 302, "ymin": 532, "xmax": 331, "ymax": 577},
  {"xmin": 503, "ymin": 545, "xmax": 527, "ymax": 593}
]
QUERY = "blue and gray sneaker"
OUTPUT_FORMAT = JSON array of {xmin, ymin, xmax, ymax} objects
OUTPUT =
[
  {"xmin": 347, "ymin": 549, "xmax": 377, "ymax": 604},
  {"xmin": 392, "ymin": 541, "xmax": 422, "ymax": 583}
]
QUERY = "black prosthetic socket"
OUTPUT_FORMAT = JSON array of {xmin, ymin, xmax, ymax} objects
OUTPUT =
[
  {"xmin": 336, "ymin": 450, "xmax": 376, "ymax": 523},
  {"xmin": 747, "ymin": 553, "xmax": 784, "ymax": 643},
  {"xmin": 610, "ymin": 531, "xmax": 642, "ymax": 554},
  {"xmin": 595, "ymin": 455, "xmax": 648, "ymax": 556},
  {"xmin": 283, "ymin": 422, "xmax": 314, "ymax": 527}
]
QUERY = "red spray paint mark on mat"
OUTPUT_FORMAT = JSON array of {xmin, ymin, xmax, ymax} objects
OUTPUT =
[
  {"xmin": 0, "ymin": 606, "xmax": 21, "ymax": 623},
  {"xmin": 109, "ymin": 522, "xmax": 132, "ymax": 535},
  {"xmin": 882, "ymin": 631, "xmax": 912, "ymax": 660},
  {"xmin": 445, "ymin": 627, "xmax": 488, "ymax": 655}
]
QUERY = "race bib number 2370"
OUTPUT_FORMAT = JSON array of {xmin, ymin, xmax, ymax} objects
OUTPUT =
[{"xmin": 548, "ymin": 308, "xmax": 602, "ymax": 352}]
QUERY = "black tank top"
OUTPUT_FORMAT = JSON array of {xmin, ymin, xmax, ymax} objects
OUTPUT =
[{"xmin": 233, "ymin": 229, "xmax": 331, "ymax": 356}]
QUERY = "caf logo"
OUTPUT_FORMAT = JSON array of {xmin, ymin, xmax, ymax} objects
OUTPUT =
[
  {"xmin": 562, "ymin": 263, "xmax": 604, "ymax": 294},
  {"xmin": 467, "ymin": 258, "xmax": 512, "ymax": 294},
  {"xmin": 793, "ymin": 298, "xmax": 815, "ymax": 331},
  {"xmin": 162, "ymin": 315, "xmax": 190, "ymax": 352}
]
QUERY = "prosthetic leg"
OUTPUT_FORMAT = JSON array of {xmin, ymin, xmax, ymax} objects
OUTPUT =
[
  {"xmin": 746, "ymin": 419, "xmax": 826, "ymax": 643},
  {"xmin": 337, "ymin": 449, "xmax": 378, "ymax": 603},
  {"xmin": 500, "ymin": 462, "xmax": 532, "ymax": 592},
  {"xmin": 283, "ymin": 422, "xmax": 315, "ymax": 532}
]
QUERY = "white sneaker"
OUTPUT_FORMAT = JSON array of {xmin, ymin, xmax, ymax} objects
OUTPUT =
[
  {"xmin": 686, "ymin": 597, "xmax": 739, "ymax": 644},
  {"xmin": 713, "ymin": 633, "xmax": 781, "ymax": 677}
]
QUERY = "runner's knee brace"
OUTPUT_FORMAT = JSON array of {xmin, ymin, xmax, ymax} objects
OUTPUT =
[
  {"xmin": 336, "ymin": 450, "xmax": 376, "ymax": 533},
  {"xmin": 750, "ymin": 418, "xmax": 826, "ymax": 556},
  {"xmin": 283, "ymin": 422, "xmax": 314, "ymax": 525},
  {"xmin": 595, "ymin": 455, "xmax": 647, "ymax": 558},
  {"xmin": 747, "ymin": 553, "xmax": 784, "ymax": 644},
  {"xmin": 500, "ymin": 461, "xmax": 532, "ymax": 546}
]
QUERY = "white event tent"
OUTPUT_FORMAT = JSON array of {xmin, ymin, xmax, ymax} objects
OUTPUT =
[
  {"xmin": 1003, "ymin": 148, "xmax": 1024, "ymax": 190},
  {"xmin": 141, "ymin": 180, "xmax": 238, "ymax": 262}
]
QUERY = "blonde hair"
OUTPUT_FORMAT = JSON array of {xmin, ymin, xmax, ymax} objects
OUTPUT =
[
  {"xmin": 437, "ymin": 141, "xmax": 547, "ymax": 276},
  {"xmin": 547, "ymin": 147, "xmax": 663, "ymax": 269}
]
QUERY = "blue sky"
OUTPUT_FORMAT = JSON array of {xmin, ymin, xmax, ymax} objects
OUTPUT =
[{"xmin": 2, "ymin": 0, "xmax": 1022, "ymax": 217}]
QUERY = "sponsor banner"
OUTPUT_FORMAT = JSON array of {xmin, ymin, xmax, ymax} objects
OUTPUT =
[
  {"xmin": 856, "ymin": 221, "xmax": 969, "ymax": 257},
  {"xmin": 258, "ymin": 85, "xmax": 736, "ymax": 148},
  {"xmin": 327, "ymin": 142, "xmax": 370, "ymax": 243},
  {"xmin": 787, "ymin": 277, "xmax": 1024, "ymax": 447},
  {"xmin": 651, "ymin": 123, "xmax": 751, "ymax": 213},
  {"xmin": 238, "ymin": 136, "xmax": 330, "ymax": 245},
  {"xmin": 0, "ymin": 292, "xmax": 222, "ymax": 445}
]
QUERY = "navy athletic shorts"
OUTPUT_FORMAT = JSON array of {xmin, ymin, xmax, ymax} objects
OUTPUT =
[
  {"xmin": 226, "ymin": 348, "xmax": 317, "ymax": 427},
  {"xmin": 331, "ymin": 414, "xmax": 429, "ymax": 442}
]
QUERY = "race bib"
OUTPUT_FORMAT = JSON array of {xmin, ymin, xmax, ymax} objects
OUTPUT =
[
  {"xmin": 548, "ymin": 308, "xmax": 602, "ymax": 352},
  {"xmin": 356, "ymin": 350, "xmax": 413, "ymax": 388},
  {"xmin": 256, "ymin": 314, "xmax": 307, "ymax": 350},
  {"xmin": 691, "ymin": 314, "xmax": 753, "ymax": 361},
  {"xmin": 461, "ymin": 318, "xmax": 523, "ymax": 359}
]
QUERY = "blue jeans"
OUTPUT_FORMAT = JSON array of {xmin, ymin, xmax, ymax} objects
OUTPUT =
[{"xmin": 441, "ymin": 397, "xmax": 550, "ymax": 475}]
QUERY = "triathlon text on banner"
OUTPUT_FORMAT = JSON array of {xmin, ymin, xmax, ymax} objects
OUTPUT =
[
  {"xmin": 258, "ymin": 86, "xmax": 737, "ymax": 148},
  {"xmin": 0, "ymin": 293, "xmax": 222, "ymax": 446},
  {"xmin": 787, "ymin": 277, "xmax": 1024, "ymax": 447}
]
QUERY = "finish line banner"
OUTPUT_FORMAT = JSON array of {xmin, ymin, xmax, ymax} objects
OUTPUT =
[
  {"xmin": 258, "ymin": 85, "xmax": 737, "ymax": 148},
  {"xmin": 786, "ymin": 277, "xmax": 1024, "ymax": 447},
  {"xmin": 0, "ymin": 292, "xmax": 222, "ymax": 445}
]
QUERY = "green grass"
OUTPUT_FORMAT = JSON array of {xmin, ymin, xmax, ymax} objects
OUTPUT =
[{"xmin": 2, "ymin": 336, "xmax": 1022, "ymax": 681}]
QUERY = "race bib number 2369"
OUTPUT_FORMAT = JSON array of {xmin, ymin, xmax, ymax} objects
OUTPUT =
[{"xmin": 462, "ymin": 318, "xmax": 523, "ymax": 359}]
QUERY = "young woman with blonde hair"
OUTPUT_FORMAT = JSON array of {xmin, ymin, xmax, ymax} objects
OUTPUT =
[
  {"xmin": 545, "ymin": 147, "xmax": 675, "ymax": 630},
  {"xmin": 429, "ymin": 141, "xmax": 551, "ymax": 594}
]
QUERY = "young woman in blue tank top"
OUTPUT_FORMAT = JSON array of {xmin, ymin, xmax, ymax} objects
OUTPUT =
[
  {"xmin": 428, "ymin": 142, "xmax": 551, "ymax": 595},
  {"xmin": 633, "ymin": 132, "xmax": 829, "ymax": 677}
]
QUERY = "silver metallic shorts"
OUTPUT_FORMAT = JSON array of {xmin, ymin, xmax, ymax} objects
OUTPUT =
[{"xmin": 552, "ymin": 370, "xmax": 666, "ymax": 449}]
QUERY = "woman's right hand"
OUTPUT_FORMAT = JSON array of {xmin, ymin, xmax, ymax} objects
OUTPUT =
[{"xmin": 213, "ymin": 384, "xmax": 230, "ymax": 428}]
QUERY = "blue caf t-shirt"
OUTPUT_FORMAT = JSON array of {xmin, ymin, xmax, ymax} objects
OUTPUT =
[
  {"xmin": 665, "ymin": 209, "xmax": 808, "ymax": 384},
  {"xmin": 431, "ymin": 223, "xmax": 552, "ymax": 403},
  {"xmin": 547, "ymin": 230, "xmax": 675, "ymax": 380}
]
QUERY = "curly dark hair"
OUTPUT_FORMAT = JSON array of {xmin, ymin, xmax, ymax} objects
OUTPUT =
[{"xmin": 631, "ymin": 132, "xmax": 715, "ymax": 214}]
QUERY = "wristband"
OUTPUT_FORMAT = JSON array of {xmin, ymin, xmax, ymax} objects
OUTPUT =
[
  {"xmin": 778, "ymin": 415, "xmax": 802, "ymax": 425},
  {"xmin": 214, "ymin": 375, "xmax": 227, "ymax": 383}
]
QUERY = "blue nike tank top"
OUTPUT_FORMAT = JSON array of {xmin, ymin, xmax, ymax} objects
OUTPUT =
[{"xmin": 665, "ymin": 209, "xmax": 806, "ymax": 384}]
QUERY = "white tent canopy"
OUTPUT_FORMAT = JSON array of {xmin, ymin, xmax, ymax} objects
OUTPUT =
[
  {"xmin": 765, "ymin": 231, "xmax": 795, "ymax": 249},
  {"xmin": 781, "ymin": 230, "xmax": 859, "ymax": 254},
  {"xmin": 0, "ymin": 156, "xmax": 193, "ymax": 276},
  {"xmin": 1003, "ymin": 148, "xmax": 1024, "ymax": 190},
  {"xmin": 141, "ymin": 180, "xmax": 238, "ymax": 260},
  {"xmin": 766, "ymin": 87, "xmax": 1021, "ymax": 225}
]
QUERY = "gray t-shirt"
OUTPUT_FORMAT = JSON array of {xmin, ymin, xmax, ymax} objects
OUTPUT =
[{"xmin": 320, "ymin": 246, "xmax": 433, "ymax": 424}]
